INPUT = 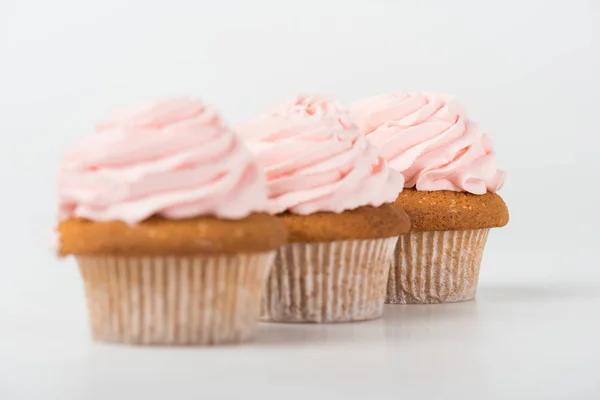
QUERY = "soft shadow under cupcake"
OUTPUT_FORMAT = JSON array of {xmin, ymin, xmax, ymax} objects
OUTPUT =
[
  {"xmin": 252, "ymin": 319, "xmax": 387, "ymax": 346},
  {"xmin": 382, "ymin": 302, "xmax": 481, "ymax": 343}
]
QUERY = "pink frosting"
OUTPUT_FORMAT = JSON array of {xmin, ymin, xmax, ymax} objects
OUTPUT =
[
  {"xmin": 349, "ymin": 93, "xmax": 505, "ymax": 194},
  {"xmin": 58, "ymin": 98, "xmax": 268, "ymax": 224},
  {"xmin": 236, "ymin": 95, "xmax": 404, "ymax": 215}
]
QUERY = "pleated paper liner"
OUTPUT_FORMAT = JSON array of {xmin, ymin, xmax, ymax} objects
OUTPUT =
[
  {"xmin": 261, "ymin": 238, "xmax": 397, "ymax": 323},
  {"xmin": 76, "ymin": 252, "xmax": 275, "ymax": 345},
  {"xmin": 386, "ymin": 229, "xmax": 489, "ymax": 304}
]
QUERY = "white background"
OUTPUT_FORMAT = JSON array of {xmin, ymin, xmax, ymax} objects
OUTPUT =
[{"xmin": 0, "ymin": 1, "xmax": 599, "ymax": 399}]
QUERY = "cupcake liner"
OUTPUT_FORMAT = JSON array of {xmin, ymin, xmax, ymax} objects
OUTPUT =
[
  {"xmin": 386, "ymin": 229, "xmax": 490, "ymax": 304},
  {"xmin": 261, "ymin": 238, "xmax": 397, "ymax": 323},
  {"xmin": 76, "ymin": 252, "xmax": 275, "ymax": 345}
]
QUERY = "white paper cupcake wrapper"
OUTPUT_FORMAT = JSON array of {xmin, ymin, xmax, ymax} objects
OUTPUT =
[
  {"xmin": 386, "ymin": 229, "xmax": 490, "ymax": 304},
  {"xmin": 261, "ymin": 238, "xmax": 397, "ymax": 323},
  {"xmin": 76, "ymin": 252, "xmax": 275, "ymax": 345}
]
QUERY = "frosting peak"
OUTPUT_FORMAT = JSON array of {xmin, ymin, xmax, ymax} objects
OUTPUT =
[
  {"xmin": 58, "ymin": 98, "xmax": 268, "ymax": 224},
  {"xmin": 237, "ymin": 95, "xmax": 404, "ymax": 215},
  {"xmin": 350, "ymin": 93, "xmax": 505, "ymax": 194}
]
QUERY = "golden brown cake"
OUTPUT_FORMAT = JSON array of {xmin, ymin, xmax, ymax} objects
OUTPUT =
[
  {"xmin": 58, "ymin": 214, "xmax": 287, "ymax": 256},
  {"xmin": 350, "ymin": 92, "xmax": 509, "ymax": 304},
  {"xmin": 56, "ymin": 98, "xmax": 287, "ymax": 345},
  {"xmin": 278, "ymin": 204, "xmax": 410, "ymax": 243},
  {"xmin": 394, "ymin": 189, "xmax": 508, "ymax": 232},
  {"xmin": 261, "ymin": 206, "xmax": 410, "ymax": 322},
  {"xmin": 237, "ymin": 95, "xmax": 409, "ymax": 323}
]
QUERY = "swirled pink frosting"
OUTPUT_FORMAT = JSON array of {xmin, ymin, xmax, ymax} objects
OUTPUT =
[
  {"xmin": 236, "ymin": 95, "xmax": 404, "ymax": 215},
  {"xmin": 58, "ymin": 98, "xmax": 268, "ymax": 224},
  {"xmin": 350, "ymin": 93, "xmax": 505, "ymax": 194}
]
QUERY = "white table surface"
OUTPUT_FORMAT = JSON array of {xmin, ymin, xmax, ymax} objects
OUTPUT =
[{"xmin": 1, "ymin": 278, "xmax": 599, "ymax": 400}]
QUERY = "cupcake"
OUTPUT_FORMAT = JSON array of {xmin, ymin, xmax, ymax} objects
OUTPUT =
[
  {"xmin": 237, "ymin": 95, "xmax": 410, "ymax": 322},
  {"xmin": 350, "ymin": 93, "xmax": 509, "ymax": 304},
  {"xmin": 56, "ymin": 98, "xmax": 287, "ymax": 345}
]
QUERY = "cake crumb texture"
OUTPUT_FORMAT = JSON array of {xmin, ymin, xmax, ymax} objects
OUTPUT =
[
  {"xmin": 58, "ymin": 213, "xmax": 288, "ymax": 256},
  {"xmin": 278, "ymin": 204, "xmax": 411, "ymax": 243},
  {"xmin": 395, "ymin": 189, "xmax": 509, "ymax": 232}
]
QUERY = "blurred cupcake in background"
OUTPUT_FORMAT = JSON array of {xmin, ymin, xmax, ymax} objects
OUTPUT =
[
  {"xmin": 237, "ymin": 95, "xmax": 410, "ymax": 323},
  {"xmin": 57, "ymin": 98, "xmax": 287, "ymax": 345},
  {"xmin": 350, "ymin": 93, "xmax": 508, "ymax": 304}
]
